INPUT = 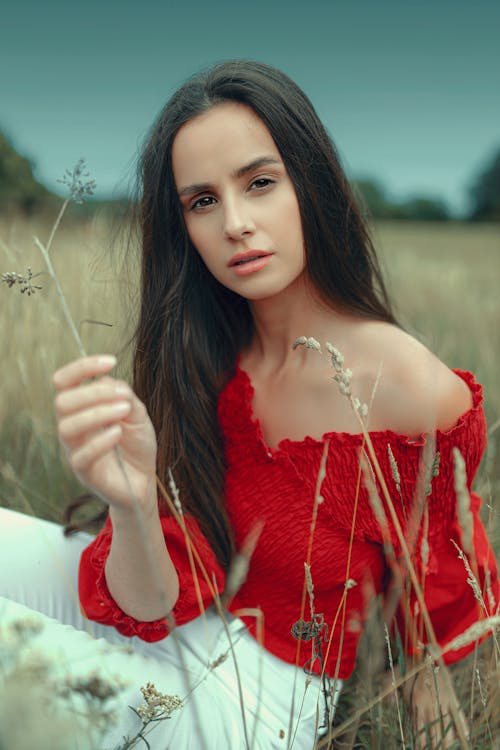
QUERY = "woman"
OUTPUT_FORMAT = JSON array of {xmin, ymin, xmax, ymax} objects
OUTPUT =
[{"xmin": 2, "ymin": 60, "xmax": 498, "ymax": 749}]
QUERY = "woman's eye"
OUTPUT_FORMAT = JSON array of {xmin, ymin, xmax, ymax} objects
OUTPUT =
[
  {"xmin": 251, "ymin": 178, "xmax": 274, "ymax": 190},
  {"xmin": 189, "ymin": 195, "xmax": 215, "ymax": 211}
]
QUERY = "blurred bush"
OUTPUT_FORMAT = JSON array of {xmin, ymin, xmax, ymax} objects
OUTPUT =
[{"xmin": 468, "ymin": 147, "xmax": 500, "ymax": 222}]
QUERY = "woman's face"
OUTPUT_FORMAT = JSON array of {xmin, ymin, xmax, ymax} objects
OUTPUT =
[{"xmin": 172, "ymin": 101, "xmax": 306, "ymax": 301}]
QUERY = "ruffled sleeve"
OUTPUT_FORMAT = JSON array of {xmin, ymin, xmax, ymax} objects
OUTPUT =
[
  {"xmin": 78, "ymin": 512, "xmax": 226, "ymax": 641},
  {"xmin": 381, "ymin": 371, "xmax": 499, "ymax": 663}
]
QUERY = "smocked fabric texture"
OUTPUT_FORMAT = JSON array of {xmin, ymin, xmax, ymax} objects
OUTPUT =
[{"xmin": 79, "ymin": 365, "xmax": 499, "ymax": 679}]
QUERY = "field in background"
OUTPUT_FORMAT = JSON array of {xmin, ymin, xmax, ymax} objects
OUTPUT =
[{"xmin": 1, "ymin": 212, "xmax": 500, "ymax": 747}]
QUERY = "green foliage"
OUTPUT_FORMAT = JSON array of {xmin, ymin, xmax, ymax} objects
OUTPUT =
[
  {"xmin": 353, "ymin": 179, "xmax": 451, "ymax": 222},
  {"xmin": 353, "ymin": 178, "xmax": 393, "ymax": 219},
  {"xmin": 392, "ymin": 196, "xmax": 450, "ymax": 222},
  {"xmin": 468, "ymin": 147, "xmax": 500, "ymax": 221},
  {"xmin": 0, "ymin": 131, "xmax": 57, "ymax": 214}
]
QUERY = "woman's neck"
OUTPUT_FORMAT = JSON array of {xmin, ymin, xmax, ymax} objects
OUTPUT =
[{"xmin": 245, "ymin": 278, "xmax": 354, "ymax": 375}]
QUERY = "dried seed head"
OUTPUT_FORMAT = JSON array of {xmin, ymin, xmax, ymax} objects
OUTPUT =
[
  {"xmin": 352, "ymin": 396, "xmax": 369, "ymax": 419},
  {"xmin": 337, "ymin": 379, "xmax": 351, "ymax": 396},
  {"xmin": 430, "ymin": 452, "xmax": 441, "ymax": 478},
  {"xmin": 292, "ymin": 336, "xmax": 308, "ymax": 350},
  {"xmin": 291, "ymin": 618, "xmax": 315, "ymax": 641},
  {"xmin": 167, "ymin": 468, "xmax": 183, "ymax": 516},
  {"xmin": 425, "ymin": 450, "xmax": 441, "ymax": 496},
  {"xmin": 57, "ymin": 158, "xmax": 96, "ymax": 203},
  {"xmin": 333, "ymin": 366, "xmax": 353, "ymax": 397},
  {"xmin": 1, "ymin": 271, "xmax": 19, "ymax": 288},
  {"xmin": 292, "ymin": 335, "xmax": 321, "ymax": 351},
  {"xmin": 325, "ymin": 341, "xmax": 344, "ymax": 370},
  {"xmin": 63, "ymin": 671, "xmax": 123, "ymax": 702},
  {"xmin": 304, "ymin": 562, "xmax": 315, "ymax": 618},
  {"xmin": 420, "ymin": 537, "xmax": 429, "ymax": 568},
  {"xmin": 209, "ymin": 651, "xmax": 229, "ymax": 670},
  {"xmin": 304, "ymin": 562, "xmax": 314, "ymax": 597},
  {"xmin": 343, "ymin": 368, "xmax": 352, "ymax": 382},
  {"xmin": 443, "ymin": 615, "xmax": 500, "ymax": 653},
  {"xmin": 420, "ymin": 505, "xmax": 430, "ymax": 568},
  {"xmin": 451, "ymin": 539, "xmax": 485, "ymax": 606},
  {"xmin": 306, "ymin": 336, "xmax": 321, "ymax": 351},
  {"xmin": 1, "ymin": 267, "xmax": 43, "ymax": 296},
  {"xmin": 136, "ymin": 682, "xmax": 183, "ymax": 722},
  {"xmin": 387, "ymin": 444, "xmax": 401, "ymax": 492},
  {"xmin": 485, "ymin": 567, "xmax": 497, "ymax": 614}
]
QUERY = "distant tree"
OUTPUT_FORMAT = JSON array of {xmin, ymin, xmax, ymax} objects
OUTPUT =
[
  {"xmin": 0, "ymin": 130, "xmax": 55, "ymax": 214},
  {"xmin": 353, "ymin": 178, "xmax": 450, "ymax": 221},
  {"xmin": 394, "ymin": 196, "xmax": 450, "ymax": 222},
  {"xmin": 352, "ymin": 178, "xmax": 393, "ymax": 219},
  {"xmin": 468, "ymin": 147, "xmax": 500, "ymax": 221}
]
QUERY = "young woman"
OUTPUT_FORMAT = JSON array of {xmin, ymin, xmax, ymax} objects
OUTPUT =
[{"xmin": 1, "ymin": 60, "xmax": 498, "ymax": 749}]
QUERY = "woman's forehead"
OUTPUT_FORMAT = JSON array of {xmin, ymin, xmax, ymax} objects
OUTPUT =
[{"xmin": 171, "ymin": 102, "xmax": 281, "ymax": 188}]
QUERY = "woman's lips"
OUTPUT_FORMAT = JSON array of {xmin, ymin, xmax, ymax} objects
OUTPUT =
[
  {"xmin": 230, "ymin": 255, "xmax": 273, "ymax": 275},
  {"xmin": 228, "ymin": 249, "xmax": 273, "ymax": 275}
]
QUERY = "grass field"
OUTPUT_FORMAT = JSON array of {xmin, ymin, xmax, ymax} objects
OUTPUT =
[{"xmin": 1, "ymin": 211, "xmax": 499, "ymax": 748}]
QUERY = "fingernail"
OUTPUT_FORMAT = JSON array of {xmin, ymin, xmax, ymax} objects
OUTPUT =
[{"xmin": 97, "ymin": 355, "xmax": 117, "ymax": 368}]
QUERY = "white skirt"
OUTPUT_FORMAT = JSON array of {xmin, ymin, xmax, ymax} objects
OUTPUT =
[{"xmin": 0, "ymin": 507, "xmax": 342, "ymax": 749}]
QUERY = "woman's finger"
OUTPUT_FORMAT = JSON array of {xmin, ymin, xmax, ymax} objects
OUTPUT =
[
  {"xmin": 53, "ymin": 354, "xmax": 117, "ymax": 390},
  {"xmin": 55, "ymin": 380, "xmax": 131, "ymax": 416},
  {"xmin": 70, "ymin": 424, "xmax": 123, "ymax": 473},
  {"xmin": 58, "ymin": 401, "xmax": 132, "ymax": 443}
]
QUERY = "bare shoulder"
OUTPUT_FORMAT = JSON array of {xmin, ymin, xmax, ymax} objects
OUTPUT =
[{"xmin": 351, "ymin": 322, "xmax": 474, "ymax": 437}]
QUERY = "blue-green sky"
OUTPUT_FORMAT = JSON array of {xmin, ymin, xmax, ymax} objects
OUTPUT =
[{"xmin": 2, "ymin": 0, "xmax": 499, "ymax": 216}]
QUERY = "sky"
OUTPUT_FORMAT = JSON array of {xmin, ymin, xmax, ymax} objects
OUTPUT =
[{"xmin": 2, "ymin": 0, "xmax": 499, "ymax": 217}]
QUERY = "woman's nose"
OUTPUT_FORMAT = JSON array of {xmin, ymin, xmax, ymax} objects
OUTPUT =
[{"xmin": 222, "ymin": 198, "xmax": 256, "ymax": 239}]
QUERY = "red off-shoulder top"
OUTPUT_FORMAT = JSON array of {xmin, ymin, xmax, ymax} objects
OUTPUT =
[{"xmin": 79, "ymin": 365, "xmax": 499, "ymax": 679}]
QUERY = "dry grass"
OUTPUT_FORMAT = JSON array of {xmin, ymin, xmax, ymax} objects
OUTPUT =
[{"xmin": 0, "ymin": 210, "xmax": 136, "ymax": 521}]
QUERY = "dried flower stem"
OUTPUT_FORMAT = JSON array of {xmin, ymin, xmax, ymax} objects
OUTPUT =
[
  {"xmin": 45, "ymin": 198, "xmax": 70, "ymax": 256},
  {"xmin": 384, "ymin": 623, "xmax": 405, "ymax": 746},
  {"xmin": 31, "ymin": 174, "xmax": 174, "ymax": 657},
  {"xmin": 211, "ymin": 575, "xmax": 251, "ymax": 750},
  {"xmin": 289, "ymin": 439, "xmax": 330, "ymax": 746},
  {"xmin": 166, "ymin": 469, "xmax": 207, "ymax": 627},
  {"xmin": 33, "ymin": 236, "xmax": 86, "ymax": 358}
]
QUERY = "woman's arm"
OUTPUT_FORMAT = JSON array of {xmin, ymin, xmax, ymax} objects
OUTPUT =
[
  {"xmin": 53, "ymin": 354, "xmax": 179, "ymax": 621},
  {"xmin": 105, "ymin": 500, "xmax": 180, "ymax": 621}
]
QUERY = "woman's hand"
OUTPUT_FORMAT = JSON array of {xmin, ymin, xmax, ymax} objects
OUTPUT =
[
  {"xmin": 53, "ymin": 355, "xmax": 158, "ymax": 512},
  {"xmin": 402, "ymin": 663, "xmax": 468, "ymax": 749}
]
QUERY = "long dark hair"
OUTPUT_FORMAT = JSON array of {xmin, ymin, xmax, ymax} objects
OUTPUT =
[{"xmin": 130, "ymin": 59, "xmax": 399, "ymax": 570}]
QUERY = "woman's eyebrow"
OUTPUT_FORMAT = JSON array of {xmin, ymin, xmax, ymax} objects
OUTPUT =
[
  {"xmin": 233, "ymin": 156, "xmax": 282, "ymax": 179},
  {"xmin": 177, "ymin": 156, "xmax": 282, "ymax": 198}
]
